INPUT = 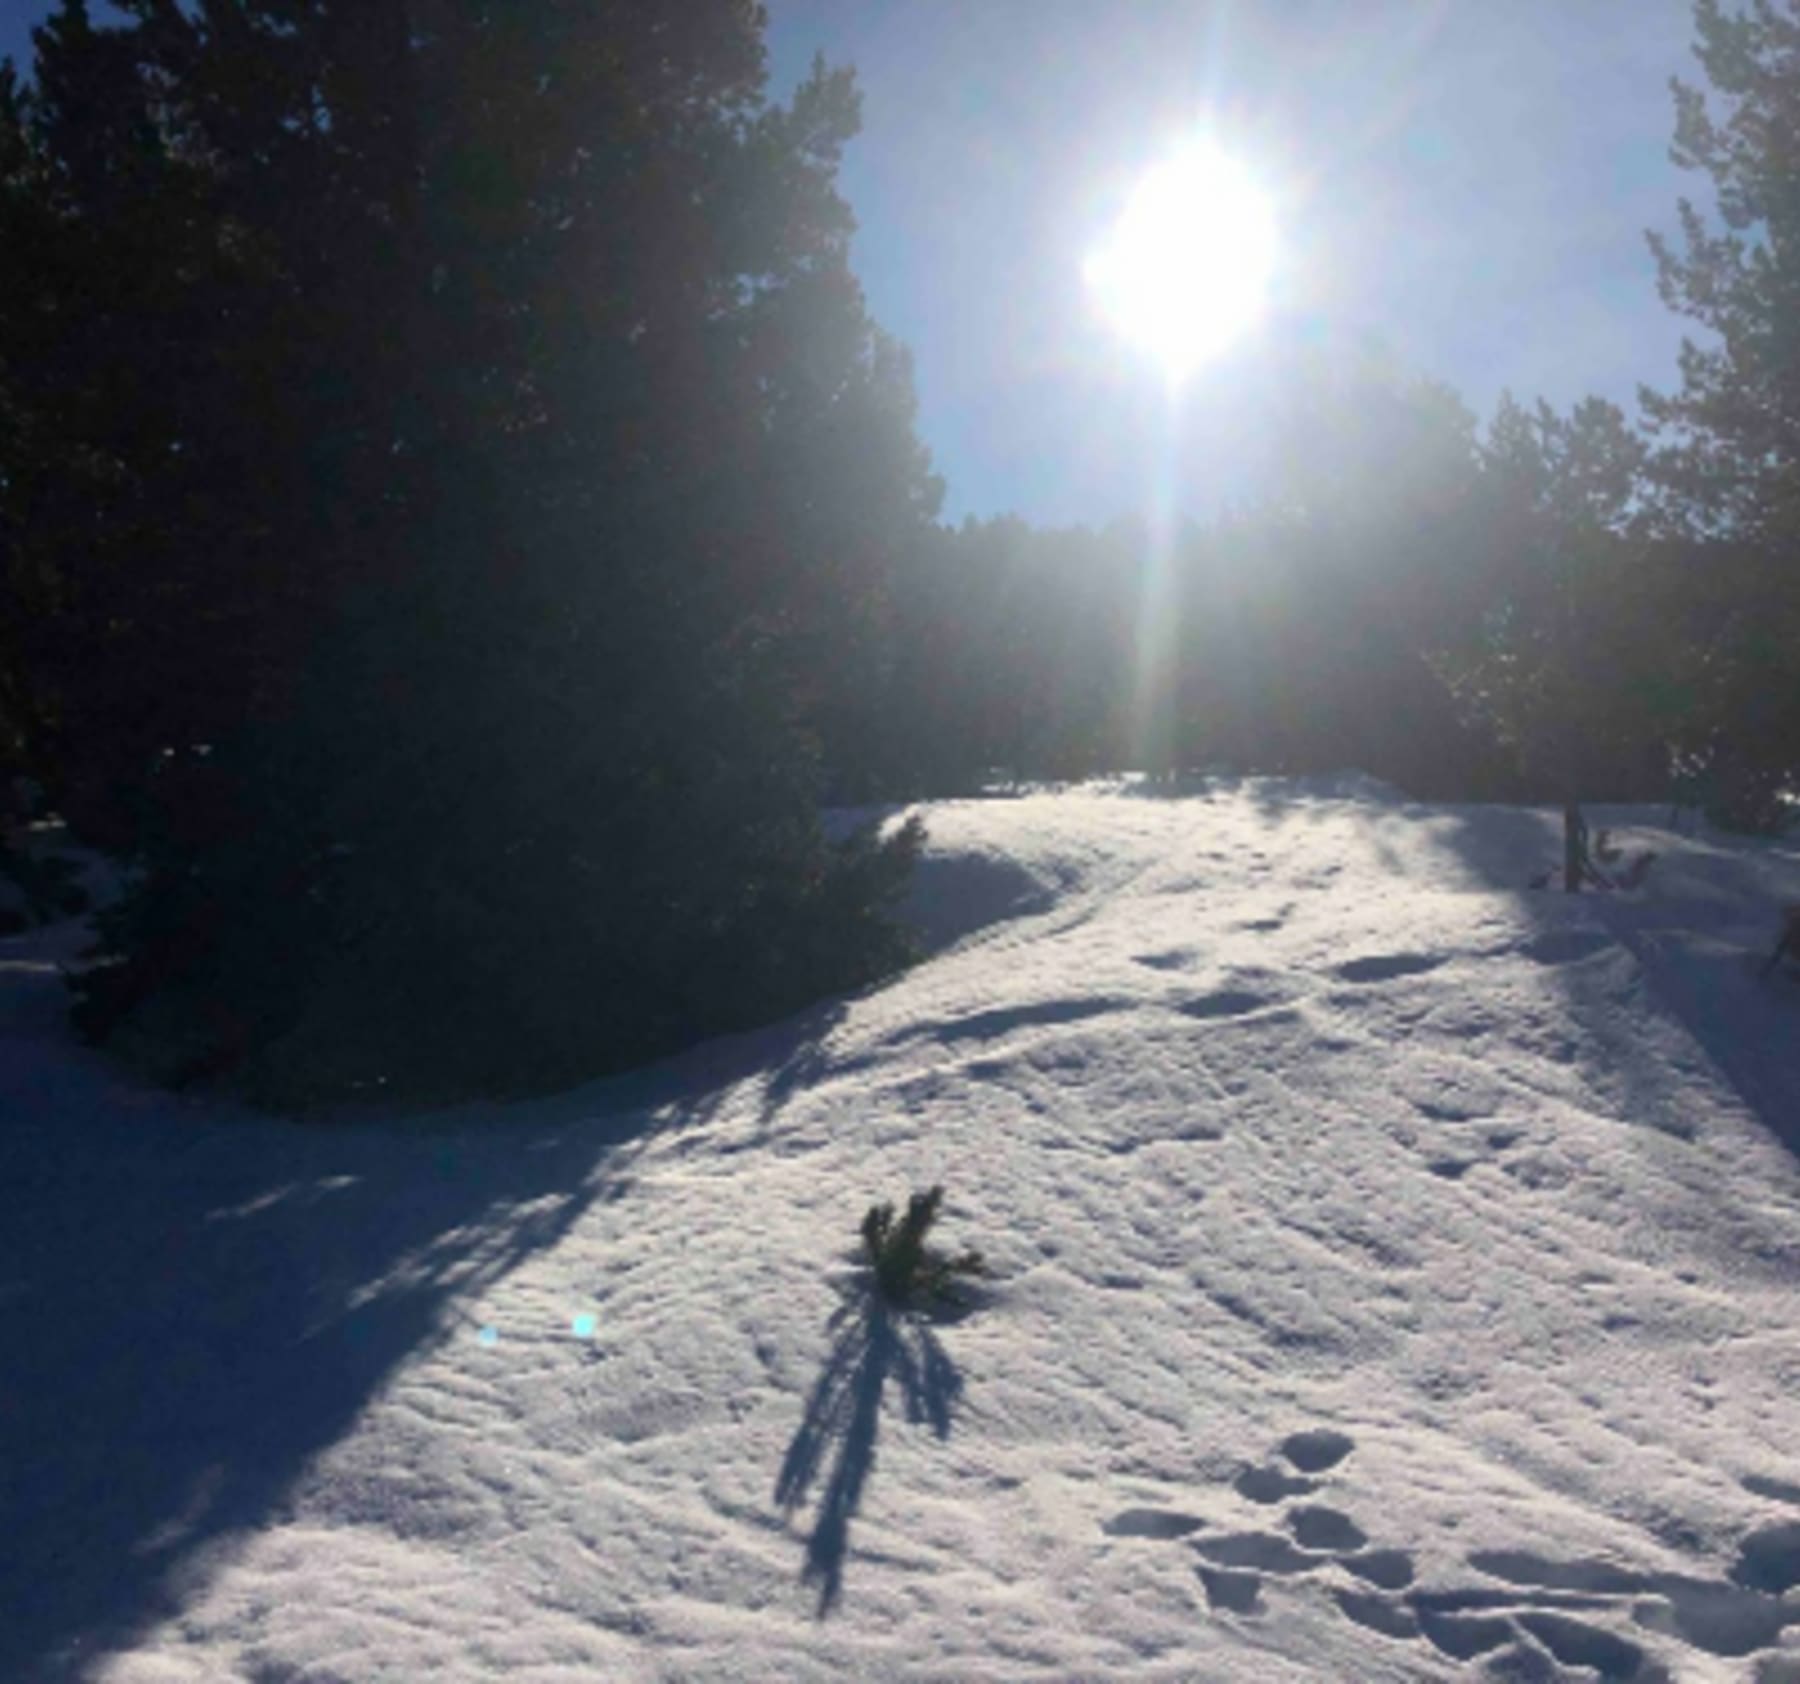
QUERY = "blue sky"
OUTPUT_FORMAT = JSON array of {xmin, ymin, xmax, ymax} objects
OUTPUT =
[
  {"xmin": 4, "ymin": 2, "xmax": 1711, "ymax": 525},
  {"xmin": 764, "ymin": 1, "xmax": 1708, "ymax": 523}
]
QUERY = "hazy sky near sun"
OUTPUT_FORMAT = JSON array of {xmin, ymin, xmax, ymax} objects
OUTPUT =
[
  {"xmin": 763, "ymin": 1, "xmax": 1709, "ymax": 524},
  {"xmin": 2, "ymin": 2, "xmax": 1711, "ymax": 525}
]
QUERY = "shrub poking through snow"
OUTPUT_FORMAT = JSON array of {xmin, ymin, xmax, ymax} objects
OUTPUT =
[{"xmin": 860, "ymin": 1186, "xmax": 986, "ymax": 1306}]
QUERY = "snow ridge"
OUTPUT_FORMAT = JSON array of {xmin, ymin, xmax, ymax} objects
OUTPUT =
[{"xmin": 4, "ymin": 780, "xmax": 1799, "ymax": 1681}]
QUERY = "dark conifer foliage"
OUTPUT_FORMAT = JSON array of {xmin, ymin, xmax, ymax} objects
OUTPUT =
[
  {"xmin": 1442, "ymin": 395, "xmax": 1670, "ymax": 886},
  {"xmin": 1, "ymin": 2, "xmax": 934, "ymax": 1101},
  {"xmin": 882, "ymin": 356, "xmax": 1529, "ymax": 802},
  {"xmin": 1640, "ymin": 0, "xmax": 1800, "ymax": 828}
]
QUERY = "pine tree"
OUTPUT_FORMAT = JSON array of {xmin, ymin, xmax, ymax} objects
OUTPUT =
[
  {"xmin": 4, "ymin": 1, "xmax": 933, "ymax": 1101},
  {"xmin": 1641, "ymin": 0, "xmax": 1800, "ymax": 827},
  {"xmin": 1447, "ymin": 394, "xmax": 1661, "ymax": 888}
]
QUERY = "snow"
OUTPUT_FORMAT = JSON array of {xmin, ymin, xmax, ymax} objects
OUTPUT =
[{"xmin": 5, "ymin": 778, "xmax": 1800, "ymax": 1682}]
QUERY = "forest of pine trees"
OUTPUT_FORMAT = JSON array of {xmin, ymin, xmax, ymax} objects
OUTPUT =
[{"xmin": 0, "ymin": 0, "xmax": 1795, "ymax": 1103}]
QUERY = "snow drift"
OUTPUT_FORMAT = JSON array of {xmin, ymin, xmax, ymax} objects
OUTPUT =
[{"xmin": 4, "ymin": 779, "xmax": 1799, "ymax": 1681}]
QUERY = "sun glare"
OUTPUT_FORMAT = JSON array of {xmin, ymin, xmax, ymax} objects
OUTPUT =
[{"xmin": 1085, "ymin": 143, "xmax": 1277, "ymax": 377}]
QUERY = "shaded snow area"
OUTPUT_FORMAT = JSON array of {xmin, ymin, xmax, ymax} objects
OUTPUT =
[{"xmin": 6, "ymin": 780, "xmax": 1800, "ymax": 1683}]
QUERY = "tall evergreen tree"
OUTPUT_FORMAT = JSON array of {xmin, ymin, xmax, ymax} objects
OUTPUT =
[
  {"xmin": 1, "ymin": 1, "xmax": 933, "ymax": 1101},
  {"xmin": 1446, "ymin": 394, "xmax": 1662, "ymax": 887},
  {"xmin": 1642, "ymin": 0, "xmax": 1800, "ymax": 826}
]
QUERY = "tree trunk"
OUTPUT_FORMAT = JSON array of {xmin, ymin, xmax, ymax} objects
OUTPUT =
[{"xmin": 1562, "ymin": 799, "xmax": 1584, "ymax": 894}]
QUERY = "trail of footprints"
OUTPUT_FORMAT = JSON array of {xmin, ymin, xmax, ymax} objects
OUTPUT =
[
  {"xmin": 1134, "ymin": 927, "xmax": 1615, "ymax": 1026},
  {"xmin": 1102, "ymin": 1431, "xmax": 1800, "ymax": 1679},
  {"xmin": 1131, "ymin": 937, "xmax": 1602, "ymax": 1187}
]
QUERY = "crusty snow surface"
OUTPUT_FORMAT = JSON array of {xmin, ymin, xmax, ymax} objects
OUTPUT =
[{"xmin": 5, "ymin": 779, "xmax": 1800, "ymax": 1682}]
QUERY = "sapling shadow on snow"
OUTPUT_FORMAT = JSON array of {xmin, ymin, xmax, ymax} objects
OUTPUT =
[
  {"xmin": 776, "ymin": 1293, "xmax": 965, "ymax": 1614},
  {"xmin": 775, "ymin": 1189, "xmax": 983, "ymax": 1614}
]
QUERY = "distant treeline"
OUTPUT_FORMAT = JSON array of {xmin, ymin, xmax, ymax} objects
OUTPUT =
[
  {"xmin": 871, "ymin": 380, "xmax": 1593, "ymax": 805},
  {"xmin": 0, "ymin": 0, "xmax": 1794, "ymax": 1103},
  {"xmin": 869, "ymin": 367, "xmax": 1775, "ymax": 818}
]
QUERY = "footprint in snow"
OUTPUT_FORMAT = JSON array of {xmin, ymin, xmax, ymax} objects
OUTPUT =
[
  {"xmin": 1733, "ymin": 1518, "xmax": 1800, "ymax": 1595},
  {"xmin": 1288, "ymin": 1505, "xmax": 1368, "ymax": 1552},
  {"xmin": 1192, "ymin": 1450, "xmax": 1392, "ymax": 1628},
  {"xmin": 1280, "ymin": 1427, "xmax": 1356, "ymax": 1472},
  {"xmin": 1397, "ymin": 1541, "xmax": 1796, "ymax": 1673},
  {"xmin": 1344, "ymin": 1549, "xmax": 1415, "ymax": 1590},
  {"xmin": 1105, "ymin": 1428, "xmax": 1371, "ymax": 1622},
  {"xmin": 1334, "ymin": 951, "xmax": 1447, "ymax": 984},
  {"xmin": 1329, "ymin": 1552, "xmax": 1662, "ymax": 1675},
  {"xmin": 1102, "ymin": 1508, "xmax": 1204, "ymax": 1540},
  {"xmin": 1743, "ymin": 1472, "xmax": 1800, "ymax": 1507},
  {"xmin": 1414, "ymin": 1607, "xmax": 1519, "ymax": 1663},
  {"xmin": 1334, "ymin": 1586, "xmax": 1419, "ymax": 1641},
  {"xmin": 1190, "ymin": 1495, "xmax": 1376, "ymax": 1585},
  {"xmin": 1345, "ymin": 1536, "xmax": 1797, "ymax": 1673},
  {"xmin": 1192, "ymin": 1530, "xmax": 1320, "ymax": 1575},
  {"xmin": 1234, "ymin": 1464, "xmax": 1317, "ymax": 1504},
  {"xmin": 1101, "ymin": 1437, "xmax": 1800, "ymax": 1677},
  {"xmin": 1198, "ymin": 1566, "xmax": 1261, "ymax": 1612},
  {"xmin": 1176, "ymin": 988, "xmax": 1276, "ymax": 1021}
]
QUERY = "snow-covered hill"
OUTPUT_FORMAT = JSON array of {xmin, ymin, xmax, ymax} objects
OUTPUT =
[{"xmin": 5, "ymin": 780, "xmax": 1799, "ymax": 1682}]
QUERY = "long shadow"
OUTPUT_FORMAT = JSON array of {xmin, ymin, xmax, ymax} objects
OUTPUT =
[
  {"xmin": 1424, "ymin": 804, "xmax": 1800, "ymax": 1164},
  {"xmin": 1594, "ymin": 890, "xmax": 1800, "ymax": 1162},
  {"xmin": 748, "ymin": 998, "xmax": 851, "ymax": 1132},
  {"xmin": 898, "ymin": 846, "xmax": 1053, "ymax": 955},
  {"xmin": 0, "ymin": 925, "xmax": 851, "ymax": 1682},
  {"xmin": 888, "ymin": 996, "xmax": 1123, "ymax": 1051},
  {"xmin": 774, "ymin": 1289, "xmax": 963, "ymax": 1615}
]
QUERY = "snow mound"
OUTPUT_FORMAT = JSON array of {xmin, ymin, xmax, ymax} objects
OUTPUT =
[{"xmin": 5, "ymin": 780, "xmax": 1800, "ymax": 1681}]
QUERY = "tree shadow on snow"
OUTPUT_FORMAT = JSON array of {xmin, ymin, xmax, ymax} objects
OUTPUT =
[
  {"xmin": 775, "ymin": 1287, "xmax": 963, "ymax": 1616},
  {"xmin": 1423, "ymin": 805, "xmax": 1800, "ymax": 1164},
  {"xmin": 0, "ymin": 928, "xmax": 858, "ymax": 1682}
]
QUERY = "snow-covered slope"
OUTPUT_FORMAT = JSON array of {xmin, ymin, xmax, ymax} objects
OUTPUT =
[{"xmin": 5, "ymin": 781, "xmax": 1800, "ymax": 1682}]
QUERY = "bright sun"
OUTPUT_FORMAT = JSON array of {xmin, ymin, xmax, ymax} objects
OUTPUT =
[{"xmin": 1085, "ymin": 143, "xmax": 1277, "ymax": 376}]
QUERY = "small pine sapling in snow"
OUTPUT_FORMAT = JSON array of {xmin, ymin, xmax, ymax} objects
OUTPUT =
[{"xmin": 860, "ymin": 1185, "xmax": 986, "ymax": 1306}]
